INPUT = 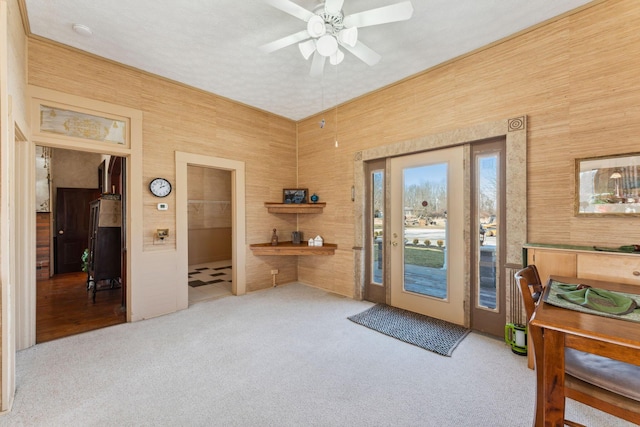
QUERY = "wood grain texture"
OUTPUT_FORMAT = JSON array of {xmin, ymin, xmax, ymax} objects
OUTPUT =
[
  {"xmin": 264, "ymin": 202, "xmax": 325, "ymax": 214},
  {"xmin": 528, "ymin": 249, "xmax": 577, "ymax": 284},
  {"xmin": 28, "ymin": 38, "xmax": 298, "ymax": 292},
  {"xmin": 577, "ymin": 253, "xmax": 640, "ymax": 285},
  {"xmin": 249, "ymin": 241, "xmax": 337, "ymax": 256},
  {"xmin": 25, "ymin": 1, "xmax": 640, "ymax": 299},
  {"xmin": 527, "ymin": 245, "xmax": 640, "ymax": 288},
  {"xmin": 297, "ymin": 1, "xmax": 640, "ymax": 296},
  {"xmin": 188, "ymin": 228, "xmax": 232, "ymax": 265},
  {"xmin": 36, "ymin": 213, "xmax": 50, "ymax": 280},
  {"xmin": 36, "ymin": 272, "xmax": 125, "ymax": 343},
  {"xmin": 531, "ymin": 276, "xmax": 640, "ymax": 425}
]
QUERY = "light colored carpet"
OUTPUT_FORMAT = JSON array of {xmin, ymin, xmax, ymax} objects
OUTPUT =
[{"xmin": 1, "ymin": 283, "xmax": 633, "ymax": 426}]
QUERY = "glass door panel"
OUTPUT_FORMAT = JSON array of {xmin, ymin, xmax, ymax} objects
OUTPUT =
[
  {"xmin": 402, "ymin": 163, "xmax": 448, "ymax": 299},
  {"xmin": 365, "ymin": 159, "xmax": 386, "ymax": 304},
  {"xmin": 371, "ymin": 170, "xmax": 384, "ymax": 285},
  {"xmin": 477, "ymin": 153, "xmax": 498, "ymax": 310}
]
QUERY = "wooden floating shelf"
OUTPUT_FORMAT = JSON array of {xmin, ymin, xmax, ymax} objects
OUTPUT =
[
  {"xmin": 250, "ymin": 241, "xmax": 337, "ymax": 256},
  {"xmin": 264, "ymin": 202, "xmax": 326, "ymax": 214}
]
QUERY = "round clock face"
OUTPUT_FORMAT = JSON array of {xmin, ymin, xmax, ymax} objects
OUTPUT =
[{"xmin": 149, "ymin": 178, "xmax": 172, "ymax": 197}]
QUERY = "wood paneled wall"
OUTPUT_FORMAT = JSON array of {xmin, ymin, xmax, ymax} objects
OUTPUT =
[
  {"xmin": 187, "ymin": 165, "xmax": 232, "ymax": 265},
  {"xmin": 188, "ymin": 228, "xmax": 232, "ymax": 265},
  {"xmin": 296, "ymin": 0, "xmax": 640, "ymax": 297},
  {"xmin": 26, "ymin": 1, "xmax": 640, "ymax": 299},
  {"xmin": 35, "ymin": 213, "xmax": 50, "ymax": 280},
  {"xmin": 28, "ymin": 38, "xmax": 299, "ymax": 292}
]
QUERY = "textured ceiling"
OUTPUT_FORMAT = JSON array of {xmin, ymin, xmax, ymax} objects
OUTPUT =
[{"xmin": 23, "ymin": 0, "xmax": 594, "ymax": 121}]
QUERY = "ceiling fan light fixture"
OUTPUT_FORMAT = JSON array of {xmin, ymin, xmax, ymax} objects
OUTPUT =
[
  {"xmin": 298, "ymin": 39, "xmax": 316, "ymax": 60},
  {"xmin": 316, "ymin": 34, "xmax": 338, "ymax": 57},
  {"xmin": 263, "ymin": 0, "xmax": 415, "ymax": 77},
  {"xmin": 307, "ymin": 15, "xmax": 326, "ymax": 38},
  {"xmin": 324, "ymin": 0, "xmax": 344, "ymax": 16},
  {"xmin": 329, "ymin": 49, "xmax": 344, "ymax": 65},
  {"xmin": 337, "ymin": 26, "xmax": 358, "ymax": 47}
]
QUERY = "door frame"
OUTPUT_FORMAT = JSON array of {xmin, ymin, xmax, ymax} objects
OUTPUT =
[
  {"xmin": 364, "ymin": 158, "xmax": 386, "ymax": 304},
  {"xmin": 470, "ymin": 139, "xmax": 507, "ymax": 335},
  {"xmin": 16, "ymin": 86, "xmax": 143, "ymax": 351},
  {"xmin": 354, "ymin": 117, "xmax": 527, "ymax": 327},
  {"xmin": 175, "ymin": 152, "xmax": 246, "ymax": 298}
]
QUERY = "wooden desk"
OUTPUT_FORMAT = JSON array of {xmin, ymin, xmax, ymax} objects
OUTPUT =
[{"xmin": 528, "ymin": 275, "xmax": 640, "ymax": 426}]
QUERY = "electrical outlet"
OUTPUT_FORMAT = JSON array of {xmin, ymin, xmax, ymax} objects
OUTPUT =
[{"xmin": 271, "ymin": 269, "xmax": 279, "ymax": 275}]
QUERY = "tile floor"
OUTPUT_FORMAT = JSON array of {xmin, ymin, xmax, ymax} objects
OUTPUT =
[{"xmin": 188, "ymin": 260, "xmax": 232, "ymax": 305}]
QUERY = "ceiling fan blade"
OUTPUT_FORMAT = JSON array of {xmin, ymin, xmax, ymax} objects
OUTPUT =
[
  {"xmin": 342, "ymin": 41, "xmax": 381, "ymax": 66},
  {"xmin": 343, "ymin": 1, "xmax": 414, "ymax": 28},
  {"xmin": 309, "ymin": 51, "xmax": 327, "ymax": 78},
  {"xmin": 265, "ymin": 0, "xmax": 315, "ymax": 22},
  {"xmin": 260, "ymin": 30, "xmax": 310, "ymax": 53},
  {"xmin": 324, "ymin": 0, "xmax": 345, "ymax": 15}
]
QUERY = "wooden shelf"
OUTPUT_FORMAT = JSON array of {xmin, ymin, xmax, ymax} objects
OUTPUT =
[
  {"xmin": 264, "ymin": 202, "xmax": 326, "ymax": 214},
  {"xmin": 250, "ymin": 241, "xmax": 337, "ymax": 256}
]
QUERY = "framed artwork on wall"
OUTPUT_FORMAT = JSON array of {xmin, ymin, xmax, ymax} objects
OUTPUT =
[{"xmin": 576, "ymin": 152, "xmax": 640, "ymax": 215}]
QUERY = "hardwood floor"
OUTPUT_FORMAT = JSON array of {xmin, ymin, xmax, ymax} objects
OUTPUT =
[{"xmin": 37, "ymin": 272, "xmax": 126, "ymax": 343}]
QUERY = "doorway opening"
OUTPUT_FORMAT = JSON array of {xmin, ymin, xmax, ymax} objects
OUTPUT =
[
  {"xmin": 389, "ymin": 147, "xmax": 465, "ymax": 325},
  {"xmin": 175, "ymin": 151, "xmax": 247, "ymax": 305},
  {"xmin": 364, "ymin": 147, "xmax": 465, "ymax": 325},
  {"xmin": 358, "ymin": 120, "xmax": 525, "ymax": 338},
  {"xmin": 186, "ymin": 165, "xmax": 233, "ymax": 305},
  {"xmin": 36, "ymin": 146, "xmax": 126, "ymax": 343}
]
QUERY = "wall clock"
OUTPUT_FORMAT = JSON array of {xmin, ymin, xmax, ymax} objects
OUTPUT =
[{"xmin": 149, "ymin": 177, "xmax": 172, "ymax": 197}]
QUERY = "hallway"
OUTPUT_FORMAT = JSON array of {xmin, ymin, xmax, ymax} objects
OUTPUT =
[{"xmin": 188, "ymin": 260, "xmax": 233, "ymax": 305}]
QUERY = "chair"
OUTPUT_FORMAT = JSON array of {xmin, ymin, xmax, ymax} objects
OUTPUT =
[
  {"xmin": 514, "ymin": 265, "xmax": 543, "ymax": 369},
  {"xmin": 514, "ymin": 265, "xmax": 640, "ymax": 426}
]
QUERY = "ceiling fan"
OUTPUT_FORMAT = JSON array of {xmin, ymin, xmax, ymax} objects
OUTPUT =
[{"xmin": 260, "ymin": 0, "xmax": 414, "ymax": 77}]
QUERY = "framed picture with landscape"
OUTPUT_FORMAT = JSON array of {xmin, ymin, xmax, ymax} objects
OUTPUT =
[
  {"xmin": 283, "ymin": 188, "xmax": 308, "ymax": 204},
  {"xmin": 576, "ymin": 152, "xmax": 640, "ymax": 216}
]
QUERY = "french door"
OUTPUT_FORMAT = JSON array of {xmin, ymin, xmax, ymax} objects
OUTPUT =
[{"xmin": 389, "ymin": 147, "xmax": 465, "ymax": 325}]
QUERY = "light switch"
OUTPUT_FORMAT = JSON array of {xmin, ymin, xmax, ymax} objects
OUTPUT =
[{"xmin": 157, "ymin": 203, "xmax": 168, "ymax": 210}]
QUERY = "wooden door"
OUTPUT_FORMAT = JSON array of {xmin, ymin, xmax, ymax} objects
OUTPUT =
[{"xmin": 55, "ymin": 188, "xmax": 100, "ymax": 274}]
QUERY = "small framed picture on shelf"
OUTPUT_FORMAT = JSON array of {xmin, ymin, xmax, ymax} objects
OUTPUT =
[{"xmin": 283, "ymin": 188, "xmax": 308, "ymax": 204}]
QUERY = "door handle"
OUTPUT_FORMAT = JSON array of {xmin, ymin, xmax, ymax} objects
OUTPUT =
[{"xmin": 58, "ymin": 230, "xmax": 64, "ymax": 235}]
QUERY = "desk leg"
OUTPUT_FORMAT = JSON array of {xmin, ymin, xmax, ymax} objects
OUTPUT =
[{"xmin": 542, "ymin": 329, "xmax": 566, "ymax": 426}]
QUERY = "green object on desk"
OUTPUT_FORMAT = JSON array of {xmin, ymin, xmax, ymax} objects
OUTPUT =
[
  {"xmin": 556, "ymin": 284, "xmax": 638, "ymax": 315},
  {"xmin": 593, "ymin": 244, "xmax": 640, "ymax": 253}
]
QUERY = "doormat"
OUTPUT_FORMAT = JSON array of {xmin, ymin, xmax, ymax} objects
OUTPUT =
[{"xmin": 348, "ymin": 304, "xmax": 470, "ymax": 356}]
